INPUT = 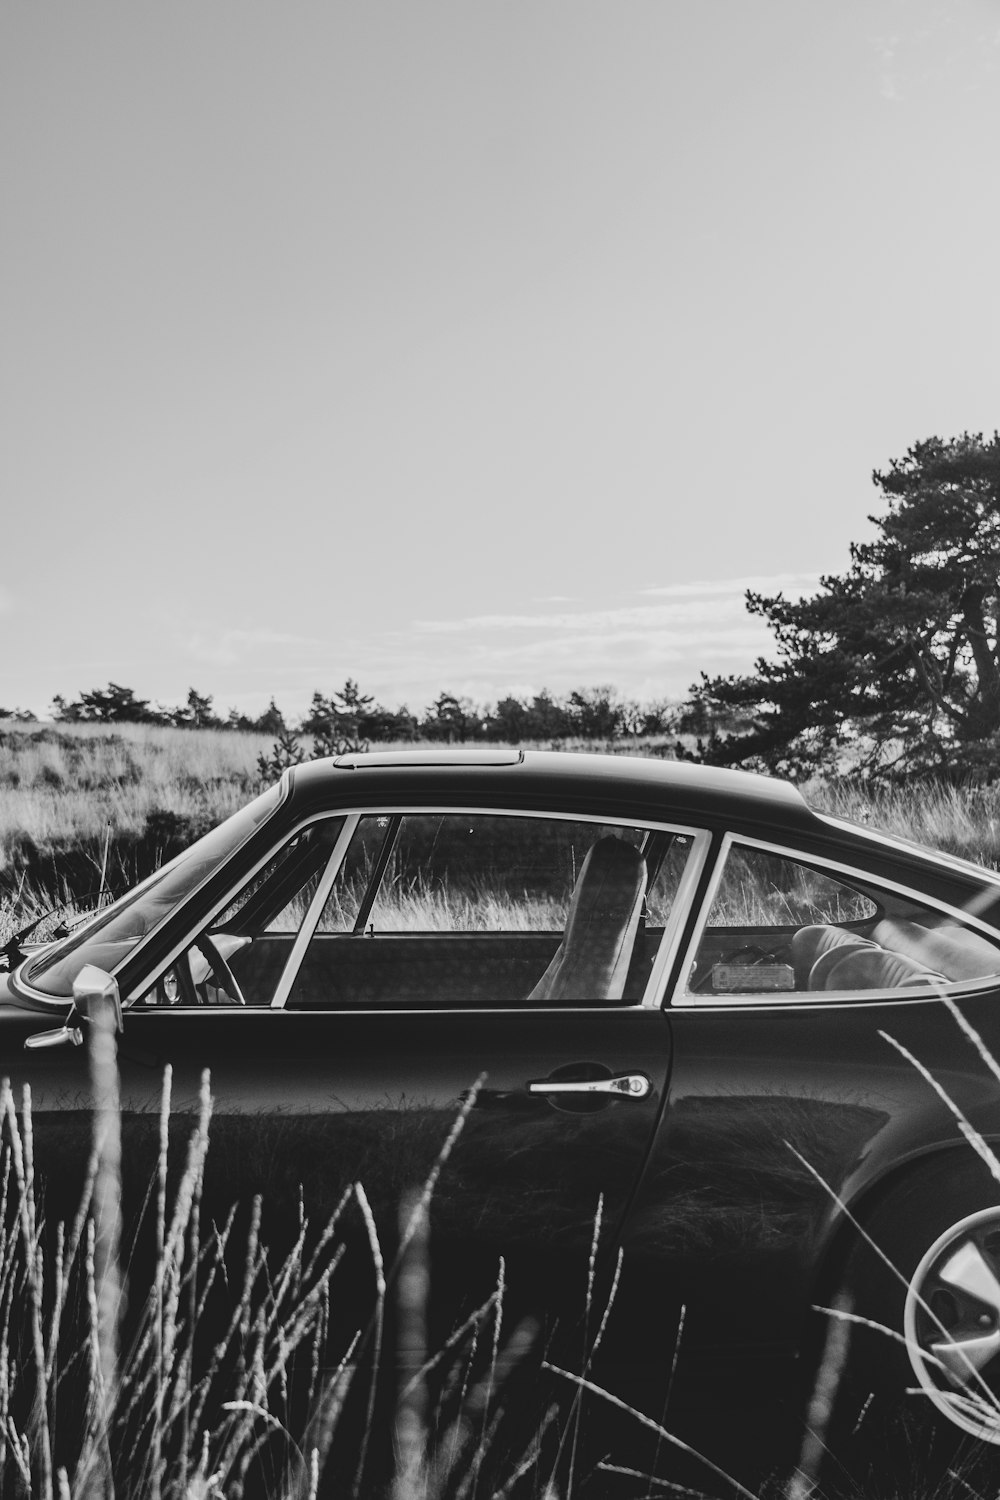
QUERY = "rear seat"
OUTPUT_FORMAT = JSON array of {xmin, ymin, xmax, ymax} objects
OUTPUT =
[
  {"xmin": 817, "ymin": 945, "xmax": 944, "ymax": 992},
  {"xmin": 873, "ymin": 917, "xmax": 1000, "ymax": 983},
  {"xmin": 791, "ymin": 915, "xmax": 1000, "ymax": 993},
  {"xmin": 790, "ymin": 923, "xmax": 879, "ymax": 990},
  {"xmin": 807, "ymin": 939, "xmax": 882, "ymax": 991}
]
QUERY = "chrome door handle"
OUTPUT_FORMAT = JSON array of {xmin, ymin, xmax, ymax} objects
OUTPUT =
[{"xmin": 528, "ymin": 1073, "xmax": 651, "ymax": 1099}]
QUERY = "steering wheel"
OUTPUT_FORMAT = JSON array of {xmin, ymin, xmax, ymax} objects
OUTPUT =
[
  {"xmin": 173, "ymin": 951, "xmax": 200, "ymax": 1006},
  {"xmin": 194, "ymin": 934, "xmax": 248, "ymax": 1006}
]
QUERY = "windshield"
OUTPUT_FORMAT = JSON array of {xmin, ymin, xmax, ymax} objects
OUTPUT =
[{"xmin": 21, "ymin": 782, "xmax": 283, "ymax": 1000}]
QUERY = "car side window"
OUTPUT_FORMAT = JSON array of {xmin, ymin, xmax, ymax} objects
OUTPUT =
[
  {"xmin": 685, "ymin": 841, "xmax": 1000, "ymax": 998},
  {"xmin": 284, "ymin": 813, "xmax": 695, "ymax": 1008}
]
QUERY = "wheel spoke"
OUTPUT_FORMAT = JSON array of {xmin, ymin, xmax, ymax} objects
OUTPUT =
[
  {"xmin": 927, "ymin": 1240, "xmax": 1000, "ymax": 1385},
  {"xmin": 938, "ymin": 1240, "xmax": 1000, "ymax": 1317}
]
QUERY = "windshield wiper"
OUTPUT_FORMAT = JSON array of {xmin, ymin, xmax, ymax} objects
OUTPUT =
[
  {"xmin": 2, "ymin": 910, "xmax": 71, "ymax": 970},
  {"xmin": 1, "ymin": 889, "xmax": 110, "ymax": 971}
]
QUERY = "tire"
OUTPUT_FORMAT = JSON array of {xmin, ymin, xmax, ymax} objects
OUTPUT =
[{"xmin": 810, "ymin": 1154, "xmax": 1000, "ymax": 1492}]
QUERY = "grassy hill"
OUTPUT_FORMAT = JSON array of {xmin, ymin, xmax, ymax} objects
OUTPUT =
[{"xmin": 0, "ymin": 722, "xmax": 273, "ymax": 915}]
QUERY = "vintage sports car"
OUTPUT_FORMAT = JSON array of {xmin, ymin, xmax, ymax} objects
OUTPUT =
[{"xmin": 4, "ymin": 749, "xmax": 1000, "ymax": 1449}]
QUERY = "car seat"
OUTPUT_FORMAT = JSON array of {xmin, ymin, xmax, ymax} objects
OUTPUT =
[{"xmin": 526, "ymin": 836, "xmax": 647, "ymax": 1003}]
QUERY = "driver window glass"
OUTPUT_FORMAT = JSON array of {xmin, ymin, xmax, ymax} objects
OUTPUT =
[
  {"xmin": 365, "ymin": 814, "xmax": 633, "ymax": 933},
  {"xmin": 286, "ymin": 813, "xmax": 695, "ymax": 1008}
]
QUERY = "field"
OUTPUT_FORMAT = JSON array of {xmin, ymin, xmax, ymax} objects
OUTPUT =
[{"xmin": 3, "ymin": 722, "xmax": 1000, "ymax": 1497}]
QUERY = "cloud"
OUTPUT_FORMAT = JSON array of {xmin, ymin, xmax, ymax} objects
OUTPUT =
[
  {"xmin": 871, "ymin": 31, "xmax": 901, "ymax": 101},
  {"xmin": 342, "ymin": 573, "xmax": 813, "ymax": 708},
  {"xmin": 412, "ymin": 573, "xmax": 820, "ymax": 638},
  {"xmin": 184, "ymin": 626, "xmax": 326, "ymax": 668},
  {"xmin": 0, "ymin": 587, "xmax": 13, "ymax": 614},
  {"xmin": 163, "ymin": 575, "xmax": 815, "ymax": 718},
  {"xmin": 639, "ymin": 571, "xmax": 822, "ymax": 600}
]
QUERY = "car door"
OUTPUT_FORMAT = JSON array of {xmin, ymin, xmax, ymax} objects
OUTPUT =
[{"xmin": 108, "ymin": 807, "xmax": 705, "ymax": 1347}]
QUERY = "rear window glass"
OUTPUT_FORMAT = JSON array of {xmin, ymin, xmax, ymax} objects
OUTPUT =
[{"xmin": 686, "ymin": 841, "xmax": 1000, "ymax": 999}]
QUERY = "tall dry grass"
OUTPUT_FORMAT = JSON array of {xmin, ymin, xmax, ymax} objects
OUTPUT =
[
  {"xmin": 5, "ymin": 723, "xmax": 1000, "ymax": 871},
  {"xmin": 807, "ymin": 778, "xmax": 1000, "ymax": 871},
  {"xmin": 0, "ymin": 724, "xmax": 270, "ymax": 860},
  {"xmin": 0, "ymin": 1063, "xmax": 353, "ymax": 1498}
]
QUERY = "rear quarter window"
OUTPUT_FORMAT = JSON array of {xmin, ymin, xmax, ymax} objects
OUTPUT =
[{"xmin": 685, "ymin": 839, "xmax": 1000, "ymax": 1000}]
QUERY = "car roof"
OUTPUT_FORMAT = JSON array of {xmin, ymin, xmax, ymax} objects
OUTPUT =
[{"xmin": 287, "ymin": 748, "xmax": 817, "ymax": 836}]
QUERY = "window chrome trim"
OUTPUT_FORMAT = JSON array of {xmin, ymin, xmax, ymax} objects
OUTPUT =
[
  {"xmin": 642, "ymin": 826, "xmax": 711, "ymax": 1009},
  {"xmin": 271, "ymin": 815, "xmax": 360, "ymax": 1010},
  {"xmin": 674, "ymin": 831, "xmax": 1000, "ymax": 1008}
]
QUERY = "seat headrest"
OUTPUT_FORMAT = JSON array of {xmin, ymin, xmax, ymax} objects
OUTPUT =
[
  {"xmin": 564, "ymin": 837, "xmax": 646, "ymax": 927},
  {"xmin": 526, "ymin": 836, "xmax": 646, "ymax": 1003}
]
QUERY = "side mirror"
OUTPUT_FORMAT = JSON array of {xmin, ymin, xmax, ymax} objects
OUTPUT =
[
  {"xmin": 24, "ymin": 965, "xmax": 122, "ymax": 1052},
  {"xmin": 72, "ymin": 965, "xmax": 124, "ymax": 1034},
  {"xmin": 24, "ymin": 1023, "xmax": 83, "ymax": 1051}
]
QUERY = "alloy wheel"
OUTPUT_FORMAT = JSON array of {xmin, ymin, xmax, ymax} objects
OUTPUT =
[{"xmin": 903, "ymin": 1206, "xmax": 1000, "ymax": 1441}]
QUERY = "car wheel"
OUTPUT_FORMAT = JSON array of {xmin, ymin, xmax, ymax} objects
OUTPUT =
[
  {"xmin": 903, "ymin": 1203, "xmax": 1000, "ymax": 1440},
  {"xmin": 824, "ymin": 1156, "xmax": 1000, "ymax": 1471}
]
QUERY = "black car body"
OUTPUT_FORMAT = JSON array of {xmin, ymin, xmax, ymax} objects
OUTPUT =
[{"xmin": 5, "ymin": 749, "xmax": 1000, "ymax": 1444}]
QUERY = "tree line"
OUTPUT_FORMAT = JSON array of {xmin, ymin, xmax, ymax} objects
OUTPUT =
[{"xmin": 1, "ymin": 679, "xmax": 679, "ymax": 747}]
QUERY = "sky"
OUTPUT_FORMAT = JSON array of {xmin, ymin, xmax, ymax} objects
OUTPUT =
[{"xmin": 3, "ymin": 0, "xmax": 1000, "ymax": 722}]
